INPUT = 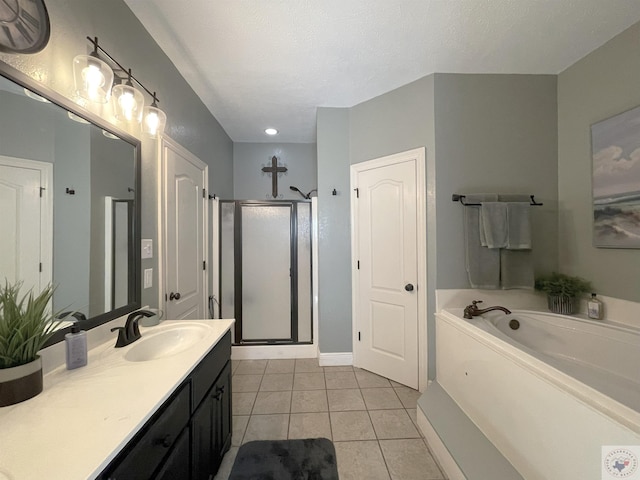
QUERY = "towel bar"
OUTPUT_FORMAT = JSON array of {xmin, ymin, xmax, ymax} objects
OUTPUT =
[{"xmin": 452, "ymin": 194, "xmax": 543, "ymax": 207}]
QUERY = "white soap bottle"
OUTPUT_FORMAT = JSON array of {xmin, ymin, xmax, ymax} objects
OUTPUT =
[
  {"xmin": 65, "ymin": 323, "xmax": 88, "ymax": 369},
  {"xmin": 587, "ymin": 293, "xmax": 603, "ymax": 320}
]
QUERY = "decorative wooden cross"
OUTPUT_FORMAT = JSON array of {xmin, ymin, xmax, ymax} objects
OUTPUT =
[{"xmin": 262, "ymin": 156, "xmax": 288, "ymax": 198}]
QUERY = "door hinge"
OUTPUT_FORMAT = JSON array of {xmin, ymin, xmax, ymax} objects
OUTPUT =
[
  {"xmin": 203, "ymin": 260, "xmax": 206, "ymax": 270},
  {"xmin": 39, "ymin": 187, "xmax": 45, "ymax": 197},
  {"xmin": 203, "ymin": 188, "xmax": 206, "ymax": 198},
  {"xmin": 358, "ymin": 331, "xmax": 361, "ymax": 341},
  {"xmin": 354, "ymin": 187, "xmax": 359, "ymax": 198},
  {"xmin": 39, "ymin": 263, "xmax": 42, "ymax": 272},
  {"xmin": 357, "ymin": 260, "xmax": 360, "ymax": 270}
]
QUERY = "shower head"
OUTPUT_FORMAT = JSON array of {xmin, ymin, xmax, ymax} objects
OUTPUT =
[{"xmin": 290, "ymin": 185, "xmax": 312, "ymax": 199}]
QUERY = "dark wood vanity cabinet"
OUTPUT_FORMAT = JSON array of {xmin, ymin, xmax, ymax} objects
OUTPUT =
[
  {"xmin": 99, "ymin": 330, "xmax": 232, "ymax": 480},
  {"xmin": 192, "ymin": 361, "xmax": 232, "ymax": 479}
]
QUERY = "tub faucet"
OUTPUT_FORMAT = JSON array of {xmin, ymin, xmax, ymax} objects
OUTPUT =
[{"xmin": 463, "ymin": 300, "xmax": 511, "ymax": 319}]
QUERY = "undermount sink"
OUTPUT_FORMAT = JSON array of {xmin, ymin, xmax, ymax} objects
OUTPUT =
[{"xmin": 124, "ymin": 323, "xmax": 209, "ymax": 362}]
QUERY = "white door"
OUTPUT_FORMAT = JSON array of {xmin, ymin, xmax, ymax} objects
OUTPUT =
[
  {"xmin": 0, "ymin": 157, "xmax": 52, "ymax": 294},
  {"xmin": 351, "ymin": 148, "xmax": 426, "ymax": 389},
  {"xmin": 160, "ymin": 137, "xmax": 208, "ymax": 320}
]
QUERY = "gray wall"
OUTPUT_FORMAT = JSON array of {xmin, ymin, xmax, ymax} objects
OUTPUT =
[
  {"xmin": 233, "ymin": 143, "xmax": 317, "ymax": 200},
  {"xmin": 558, "ymin": 22, "xmax": 640, "ymax": 302},
  {"xmin": 434, "ymin": 74, "xmax": 559, "ymax": 288},
  {"xmin": 317, "ymin": 73, "xmax": 559, "ymax": 363},
  {"xmin": 0, "ymin": 0, "xmax": 233, "ymax": 312},
  {"xmin": 316, "ymin": 108, "xmax": 352, "ymax": 353}
]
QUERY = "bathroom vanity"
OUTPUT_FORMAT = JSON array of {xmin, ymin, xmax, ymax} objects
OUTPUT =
[{"xmin": 0, "ymin": 319, "xmax": 234, "ymax": 480}]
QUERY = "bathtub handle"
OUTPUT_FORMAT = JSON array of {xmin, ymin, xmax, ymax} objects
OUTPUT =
[{"xmin": 404, "ymin": 283, "xmax": 414, "ymax": 292}]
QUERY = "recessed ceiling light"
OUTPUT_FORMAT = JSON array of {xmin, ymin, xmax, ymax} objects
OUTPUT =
[{"xmin": 265, "ymin": 128, "xmax": 278, "ymax": 135}]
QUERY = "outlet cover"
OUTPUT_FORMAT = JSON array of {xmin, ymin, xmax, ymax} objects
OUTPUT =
[{"xmin": 144, "ymin": 268, "xmax": 153, "ymax": 289}]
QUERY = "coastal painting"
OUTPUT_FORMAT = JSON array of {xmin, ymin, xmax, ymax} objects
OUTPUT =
[{"xmin": 591, "ymin": 105, "xmax": 640, "ymax": 248}]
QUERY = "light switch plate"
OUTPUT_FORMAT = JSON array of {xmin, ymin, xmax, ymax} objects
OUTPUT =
[
  {"xmin": 141, "ymin": 239, "xmax": 153, "ymax": 259},
  {"xmin": 144, "ymin": 268, "xmax": 153, "ymax": 289}
]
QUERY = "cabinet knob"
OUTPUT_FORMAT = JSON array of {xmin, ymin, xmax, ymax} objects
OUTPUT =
[{"xmin": 153, "ymin": 434, "xmax": 172, "ymax": 448}]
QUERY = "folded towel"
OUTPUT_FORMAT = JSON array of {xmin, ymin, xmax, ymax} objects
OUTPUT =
[
  {"xmin": 500, "ymin": 249, "xmax": 534, "ymax": 289},
  {"xmin": 464, "ymin": 194, "xmax": 499, "ymax": 288},
  {"xmin": 480, "ymin": 202, "xmax": 508, "ymax": 248},
  {"xmin": 505, "ymin": 202, "xmax": 531, "ymax": 249}
]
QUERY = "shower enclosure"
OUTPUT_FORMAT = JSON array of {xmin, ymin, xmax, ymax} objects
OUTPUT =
[{"xmin": 219, "ymin": 200, "xmax": 312, "ymax": 345}]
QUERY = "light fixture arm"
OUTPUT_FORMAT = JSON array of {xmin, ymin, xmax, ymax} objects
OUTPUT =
[{"xmin": 85, "ymin": 36, "xmax": 160, "ymax": 105}]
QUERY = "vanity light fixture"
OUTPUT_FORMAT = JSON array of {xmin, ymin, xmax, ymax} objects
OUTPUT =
[
  {"xmin": 72, "ymin": 37, "xmax": 114, "ymax": 104},
  {"xmin": 142, "ymin": 92, "xmax": 167, "ymax": 138},
  {"xmin": 67, "ymin": 112, "xmax": 90, "ymax": 125},
  {"xmin": 73, "ymin": 36, "xmax": 167, "ymax": 136},
  {"xmin": 265, "ymin": 128, "xmax": 278, "ymax": 136},
  {"xmin": 23, "ymin": 88, "xmax": 50, "ymax": 103},
  {"xmin": 112, "ymin": 69, "xmax": 144, "ymax": 123}
]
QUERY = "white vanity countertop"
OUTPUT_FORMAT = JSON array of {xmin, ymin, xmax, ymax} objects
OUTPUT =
[{"xmin": 0, "ymin": 319, "xmax": 234, "ymax": 480}]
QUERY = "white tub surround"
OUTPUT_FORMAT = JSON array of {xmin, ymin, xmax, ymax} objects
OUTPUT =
[
  {"xmin": 435, "ymin": 309, "xmax": 640, "ymax": 480},
  {"xmin": 0, "ymin": 319, "xmax": 234, "ymax": 480}
]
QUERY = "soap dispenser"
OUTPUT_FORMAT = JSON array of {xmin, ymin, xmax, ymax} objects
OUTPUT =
[
  {"xmin": 65, "ymin": 322, "xmax": 88, "ymax": 369},
  {"xmin": 587, "ymin": 293, "xmax": 603, "ymax": 320}
]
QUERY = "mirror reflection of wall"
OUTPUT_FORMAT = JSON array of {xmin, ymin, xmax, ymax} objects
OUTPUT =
[{"xmin": 0, "ymin": 74, "xmax": 136, "ymax": 323}]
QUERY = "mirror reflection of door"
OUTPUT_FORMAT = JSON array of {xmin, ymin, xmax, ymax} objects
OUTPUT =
[
  {"xmin": 105, "ymin": 198, "xmax": 134, "ymax": 311},
  {"xmin": 0, "ymin": 156, "xmax": 52, "ymax": 294}
]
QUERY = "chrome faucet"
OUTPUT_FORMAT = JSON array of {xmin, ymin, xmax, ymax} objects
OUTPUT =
[
  {"xmin": 463, "ymin": 300, "xmax": 511, "ymax": 319},
  {"xmin": 111, "ymin": 310, "xmax": 155, "ymax": 348}
]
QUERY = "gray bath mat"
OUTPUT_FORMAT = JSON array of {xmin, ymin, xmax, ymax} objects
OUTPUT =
[{"xmin": 229, "ymin": 438, "xmax": 339, "ymax": 480}]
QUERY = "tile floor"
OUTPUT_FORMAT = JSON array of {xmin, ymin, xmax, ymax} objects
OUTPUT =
[{"xmin": 214, "ymin": 358, "xmax": 445, "ymax": 480}]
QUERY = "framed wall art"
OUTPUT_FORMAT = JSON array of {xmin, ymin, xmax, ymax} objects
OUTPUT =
[{"xmin": 591, "ymin": 105, "xmax": 640, "ymax": 249}]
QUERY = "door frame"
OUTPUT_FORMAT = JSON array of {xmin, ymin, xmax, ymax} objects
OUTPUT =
[
  {"xmin": 0, "ymin": 155, "xmax": 53, "ymax": 291},
  {"xmin": 350, "ymin": 147, "xmax": 427, "ymax": 391},
  {"xmin": 157, "ymin": 135, "xmax": 208, "ymax": 317}
]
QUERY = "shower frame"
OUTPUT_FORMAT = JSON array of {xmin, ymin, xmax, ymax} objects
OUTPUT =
[{"xmin": 219, "ymin": 200, "xmax": 313, "ymax": 345}]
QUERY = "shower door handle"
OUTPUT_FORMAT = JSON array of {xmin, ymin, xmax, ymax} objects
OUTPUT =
[
  {"xmin": 404, "ymin": 283, "xmax": 414, "ymax": 292},
  {"xmin": 169, "ymin": 292, "xmax": 181, "ymax": 301}
]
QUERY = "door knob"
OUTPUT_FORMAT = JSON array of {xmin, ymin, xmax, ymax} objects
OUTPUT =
[
  {"xmin": 404, "ymin": 283, "xmax": 414, "ymax": 292},
  {"xmin": 169, "ymin": 292, "xmax": 181, "ymax": 301}
]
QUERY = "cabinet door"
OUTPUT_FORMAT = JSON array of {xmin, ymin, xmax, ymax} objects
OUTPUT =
[
  {"xmin": 154, "ymin": 427, "xmax": 190, "ymax": 480},
  {"xmin": 213, "ymin": 361, "xmax": 232, "ymax": 469},
  {"xmin": 191, "ymin": 392, "xmax": 215, "ymax": 480},
  {"xmin": 192, "ymin": 361, "xmax": 232, "ymax": 480}
]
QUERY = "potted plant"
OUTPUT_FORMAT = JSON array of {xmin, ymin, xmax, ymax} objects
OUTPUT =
[
  {"xmin": 534, "ymin": 272, "xmax": 592, "ymax": 315},
  {"xmin": 0, "ymin": 282, "xmax": 60, "ymax": 407}
]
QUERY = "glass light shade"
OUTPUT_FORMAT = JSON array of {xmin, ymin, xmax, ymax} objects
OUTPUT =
[
  {"xmin": 142, "ymin": 105, "xmax": 167, "ymax": 138},
  {"xmin": 112, "ymin": 83, "xmax": 144, "ymax": 123},
  {"xmin": 72, "ymin": 54, "xmax": 114, "ymax": 104}
]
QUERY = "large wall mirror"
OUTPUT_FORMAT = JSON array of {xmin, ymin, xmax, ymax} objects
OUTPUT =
[{"xmin": 0, "ymin": 61, "xmax": 141, "ymax": 346}]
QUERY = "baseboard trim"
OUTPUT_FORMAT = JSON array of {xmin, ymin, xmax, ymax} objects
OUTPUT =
[
  {"xmin": 231, "ymin": 344, "xmax": 318, "ymax": 360},
  {"xmin": 318, "ymin": 352, "xmax": 353, "ymax": 366}
]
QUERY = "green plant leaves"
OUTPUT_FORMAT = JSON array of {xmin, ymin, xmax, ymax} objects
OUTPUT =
[
  {"xmin": 0, "ymin": 281, "xmax": 61, "ymax": 369},
  {"xmin": 534, "ymin": 272, "xmax": 592, "ymax": 298}
]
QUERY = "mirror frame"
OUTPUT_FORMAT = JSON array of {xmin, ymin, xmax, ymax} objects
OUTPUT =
[{"xmin": 0, "ymin": 59, "xmax": 142, "ymax": 347}]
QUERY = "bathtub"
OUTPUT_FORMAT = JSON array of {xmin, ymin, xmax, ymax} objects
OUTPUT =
[{"xmin": 435, "ymin": 307, "xmax": 640, "ymax": 480}]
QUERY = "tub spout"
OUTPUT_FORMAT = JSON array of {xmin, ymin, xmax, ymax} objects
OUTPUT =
[{"xmin": 463, "ymin": 300, "xmax": 512, "ymax": 319}]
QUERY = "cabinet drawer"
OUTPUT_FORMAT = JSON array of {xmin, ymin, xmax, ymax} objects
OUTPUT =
[
  {"xmin": 104, "ymin": 383, "xmax": 190, "ymax": 480},
  {"xmin": 191, "ymin": 330, "xmax": 231, "ymax": 410}
]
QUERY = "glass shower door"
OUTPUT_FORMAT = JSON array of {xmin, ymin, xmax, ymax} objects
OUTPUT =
[{"xmin": 240, "ymin": 203, "xmax": 292, "ymax": 341}]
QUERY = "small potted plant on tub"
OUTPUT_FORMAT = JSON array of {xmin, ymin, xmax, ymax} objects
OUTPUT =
[
  {"xmin": 0, "ymin": 282, "xmax": 60, "ymax": 407},
  {"xmin": 534, "ymin": 272, "xmax": 592, "ymax": 315}
]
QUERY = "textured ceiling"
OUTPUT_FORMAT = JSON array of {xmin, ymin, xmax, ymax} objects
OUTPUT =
[{"xmin": 124, "ymin": 1, "xmax": 640, "ymax": 143}]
